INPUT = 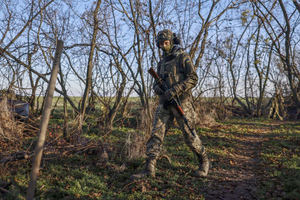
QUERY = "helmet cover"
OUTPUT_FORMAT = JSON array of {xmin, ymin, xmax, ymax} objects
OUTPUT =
[{"xmin": 156, "ymin": 29, "xmax": 174, "ymax": 47}]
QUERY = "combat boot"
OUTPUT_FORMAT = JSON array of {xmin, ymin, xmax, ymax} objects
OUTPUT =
[
  {"xmin": 130, "ymin": 159, "xmax": 156, "ymax": 180},
  {"xmin": 194, "ymin": 148, "xmax": 210, "ymax": 177}
]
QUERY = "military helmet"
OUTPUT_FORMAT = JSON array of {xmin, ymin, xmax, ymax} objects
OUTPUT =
[{"xmin": 156, "ymin": 29, "xmax": 174, "ymax": 47}]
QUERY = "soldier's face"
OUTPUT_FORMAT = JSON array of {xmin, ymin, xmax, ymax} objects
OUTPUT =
[{"xmin": 159, "ymin": 40, "xmax": 171, "ymax": 52}]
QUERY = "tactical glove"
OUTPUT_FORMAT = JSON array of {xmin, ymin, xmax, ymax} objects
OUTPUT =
[
  {"xmin": 154, "ymin": 84, "xmax": 164, "ymax": 95},
  {"xmin": 164, "ymin": 87, "xmax": 177, "ymax": 101}
]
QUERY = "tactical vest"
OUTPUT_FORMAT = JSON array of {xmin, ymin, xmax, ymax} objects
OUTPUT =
[
  {"xmin": 158, "ymin": 52, "xmax": 185, "ymax": 87},
  {"xmin": 158, "ymin": 50, "xmax": 191, "ymax": 101}
]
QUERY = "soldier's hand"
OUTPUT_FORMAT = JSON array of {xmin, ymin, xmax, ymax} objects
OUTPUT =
[
  {"xmin": 165, "ymin": 87, "xmax": 176, "ymax": 101},
  {"xmin": 154, "ymin": 85, "xmax": 164, "ymax": 95}
]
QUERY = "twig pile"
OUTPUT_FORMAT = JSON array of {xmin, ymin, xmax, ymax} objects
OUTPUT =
[{"xmin": 0, "ymin": 98, "xmax": 24, "ymax": 152}]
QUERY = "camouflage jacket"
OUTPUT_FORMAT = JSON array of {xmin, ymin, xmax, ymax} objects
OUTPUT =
[{"xmin": 154, "ymin": 46, "xmax": 198, "ymax": 103}]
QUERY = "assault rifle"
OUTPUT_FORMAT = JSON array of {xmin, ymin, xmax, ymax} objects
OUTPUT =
[{"xmin": 148, "ymin": 67, "xmax": 196, "ymax": 137}]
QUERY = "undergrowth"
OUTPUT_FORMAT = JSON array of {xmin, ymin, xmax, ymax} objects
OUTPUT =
[{"xmin": 0, "ymin": 118, "xmax": 299, "ymax": 199}]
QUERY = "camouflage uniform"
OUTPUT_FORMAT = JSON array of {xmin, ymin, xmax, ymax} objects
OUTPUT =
[{"xmin": 131, "ymin": 29, "xmax": 209, "ymax": 180}]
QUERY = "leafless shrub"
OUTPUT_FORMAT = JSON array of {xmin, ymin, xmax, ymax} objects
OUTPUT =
[
  {"xmin": 0, "ymin": 97, "xmax": 24, "ymax": 152},
  {"xmin": 137, "ymin": 107, "xmax": 152, "ymax": 135},
  {"xmin": 122, "ymin": 130, "xmax": 147, "ymax": 161},
  {"xmin": 214, "ymin": 101, "xmax": 233, "ymax": 120},
  {"xmin": 134, "ymin": 100, "xmax": 157, "ymax": 136},
  {"xmin": 194, "ymin": 100, "xmax": 218, "ymax": 127}
]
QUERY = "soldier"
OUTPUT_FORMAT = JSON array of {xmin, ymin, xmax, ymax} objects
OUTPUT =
[{"xmin": 131, "ymin": 29, "xmax": 209, "ymax": 179}]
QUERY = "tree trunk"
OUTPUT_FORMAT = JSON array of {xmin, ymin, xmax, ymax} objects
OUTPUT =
[
  {"xmin": 58, "ymin": 62, "xmax": 69, "ymax": 140},
  {"xmin": 79, "ymin": 0, "xmax": 101, "ymax": 131},
  {"xmin": 26, "ymin": 40, "xmax": 63, "ymax": 200},
  {"xmin": 278, "ymin": 0, "xmax": 300, "ymax": 107},
  {"xmin": 63, "ymin": 95, "xmax": 69, "ymax": 139},
  {"xmin": 105, "ymin": 72, "xmax": 126, "ymax": 132}
]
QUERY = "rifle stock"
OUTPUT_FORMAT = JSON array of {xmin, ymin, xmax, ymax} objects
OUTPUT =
[{"xmin": 148, "ymin": 67, "xmax": 165, "ymax": 90}]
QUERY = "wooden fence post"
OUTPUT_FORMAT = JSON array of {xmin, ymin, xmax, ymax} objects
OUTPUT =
[{"xmin": 26, "ymin": 40, "xmax": 64, "ymax": 200}]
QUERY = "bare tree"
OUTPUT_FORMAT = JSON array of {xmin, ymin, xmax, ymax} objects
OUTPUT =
[
  {"xmin": 78, "ymin": 0, "xmax": 102, "ymax": 131},
  {"xmin": 254, "ymin": 0, "xmax": 300, "ymax": 109},
  {"xmin": 293, "ymin": 0, "xmax": 300, "ymax": 14}
]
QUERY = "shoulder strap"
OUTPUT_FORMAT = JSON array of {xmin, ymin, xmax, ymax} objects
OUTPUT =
[{"xmin": 178, "ymin": 50, "xmax": 187, "ymax": 70}]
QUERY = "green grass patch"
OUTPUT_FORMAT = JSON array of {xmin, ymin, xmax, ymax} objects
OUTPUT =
[
  {"xmin": 1, "ymin": 117, "xmax": 300, "ymax": 199},
  {"xmin": 258, "ymin": 121, "xmax": 300, "ymax": 199}
]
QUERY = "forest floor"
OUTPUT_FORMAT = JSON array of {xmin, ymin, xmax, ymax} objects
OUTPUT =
[{"xmin": 0, "ymin": 118, "xmax": 300, "ymax": 199}]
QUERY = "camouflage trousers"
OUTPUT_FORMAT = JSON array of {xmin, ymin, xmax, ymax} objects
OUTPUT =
[{"xmin": 146, "ymin": 100, "xmax": 205, "ymax": 161}]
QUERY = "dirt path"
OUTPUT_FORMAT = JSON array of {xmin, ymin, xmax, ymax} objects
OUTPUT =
[{"xmin": 203, "ymin": 124, "xmax": 269, "ymax": 200}]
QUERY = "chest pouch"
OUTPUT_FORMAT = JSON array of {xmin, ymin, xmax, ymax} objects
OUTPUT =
[{"xmin": 160, "ymin": 54, "xmax": 185, "ymax": 88}]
